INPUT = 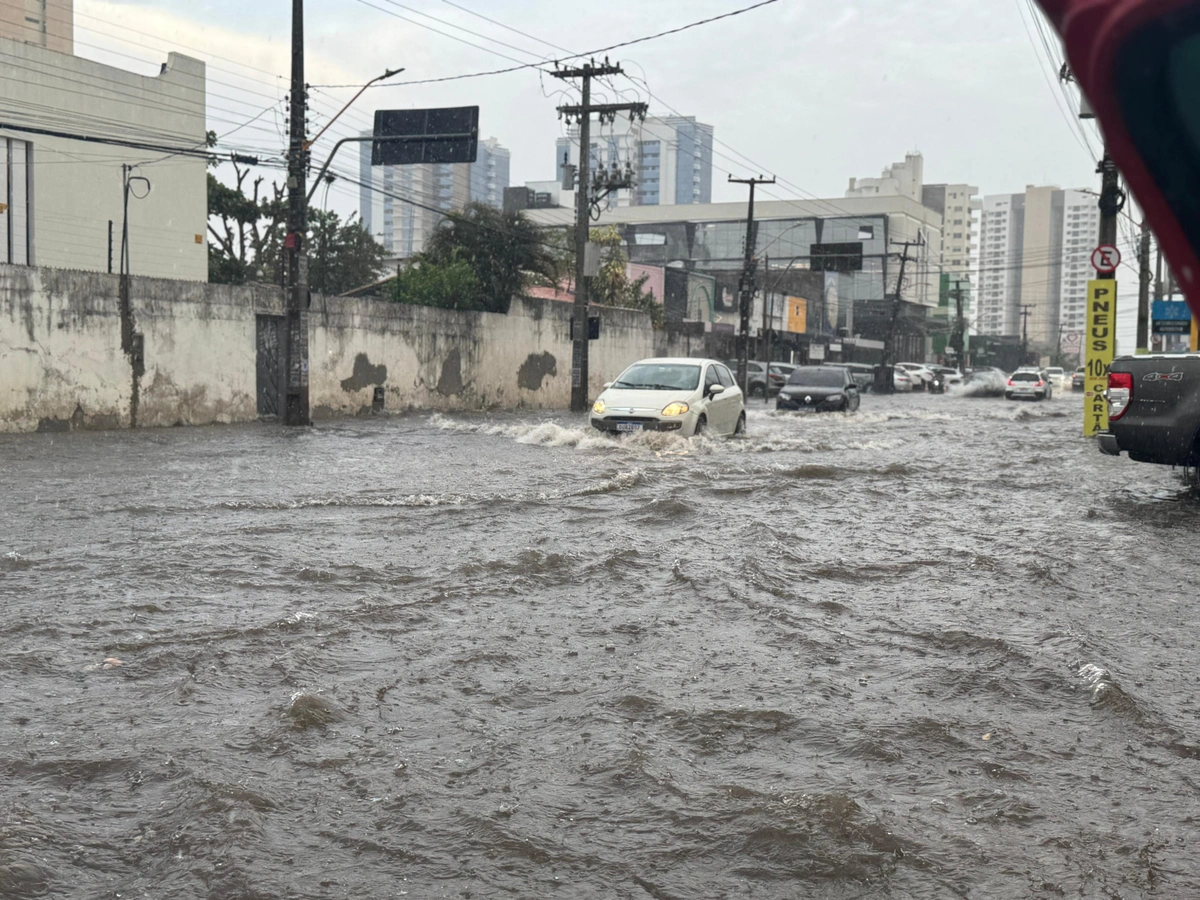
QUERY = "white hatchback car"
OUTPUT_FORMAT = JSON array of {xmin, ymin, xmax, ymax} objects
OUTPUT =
[{"xmin": 590, "ymin": 358, "xmax": 746, "ymax": 437}]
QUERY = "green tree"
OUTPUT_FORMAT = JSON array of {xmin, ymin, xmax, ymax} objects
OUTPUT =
[
  {"xmin": 589, "ymin": 225, "xmax": 664, "ymax": 329},
  {"xmin": 422, "ymin": 202, "xmax": 559, "ymax": 313},
  {"xmin": 206, "ymin": 161, "xmax": 285, "ymax": 285},
  {"xmin": 206, "ymin": 132, "xmax": 384, "ymax": 292},
  {"xmin": 390, "ymin": 253, "xmax": 481, "ymax": 310}
]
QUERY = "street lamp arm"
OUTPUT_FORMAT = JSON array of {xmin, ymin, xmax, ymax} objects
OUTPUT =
[
  {"xmin": 303, "ymin": 67, "xmax": 404, "ymax": 152},
  {"xmin": 305, "ymin": 132, "xmax": 476, "ymax": 206}
]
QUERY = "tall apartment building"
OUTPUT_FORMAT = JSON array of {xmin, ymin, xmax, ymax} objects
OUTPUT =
[
  {"xmin": 976, "ymin": 186, "xmax": 1099, "ymax": 345},
  {"xmin": 555, "ymin": 114, "xmax": 713, "ymax": 207},
  {"xmin": 359, "ymin": 136, "xmax": 510, "ymax": 259},
  {"xmin": 921, "ymin": 183, "xmax": 980, "ymax": 277},
  {"xmin": 977, "ymin": 194, "xmax": 1025, "ymax": 336},
  {"xmin": 1058, "ymin": 189, "xmax": 1101, "ymax": 334}
]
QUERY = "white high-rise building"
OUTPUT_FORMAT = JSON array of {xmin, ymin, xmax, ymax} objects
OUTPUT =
[
  {"xmin": 975, "ymin": 186, "xmax": 1100, "ymax": 345},
  {"xmin": 359, "ymin": 136, "xmax": 510, "ymax": 259},
  {"xmin": 1058, "ymin": 189, "xmax": 1101, "ymax": 336},
  {"xmin": 555, "ymin": 114, "xmax": 713, "ymax": 208},
  {"xmin": 977, "ymin": 194, "xmax": 1025, "ymax": 336}
]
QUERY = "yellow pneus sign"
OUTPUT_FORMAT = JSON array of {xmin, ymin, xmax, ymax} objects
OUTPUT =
[{"xmin": 1085, "ymin": 280, "xmax": 1116, "ymax": 437}]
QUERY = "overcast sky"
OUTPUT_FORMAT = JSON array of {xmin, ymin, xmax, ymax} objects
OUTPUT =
[
  {"xmin": 77, "ymin": 0, "xmax": 1107, "ymax": 201},
  {"xmin": 76, "ymin": 0, "xmax": 1149, "ymax": 347}
]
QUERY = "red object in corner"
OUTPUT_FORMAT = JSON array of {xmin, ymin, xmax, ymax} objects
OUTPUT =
[{"xmin": 1036, "ymin": 0, "xmax": 1200, "ymax": 317}]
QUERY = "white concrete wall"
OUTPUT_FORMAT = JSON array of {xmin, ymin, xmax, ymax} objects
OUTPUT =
[
  {"xmin": 0, "ymin": 264, "xmax": 658, "ymax": 432},
  {"xmin": 0, "ymin": 37, "xmax": 207, "ymax": 281}
]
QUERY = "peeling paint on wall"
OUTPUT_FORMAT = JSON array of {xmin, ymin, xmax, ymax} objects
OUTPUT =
[
  {"xmin": 1, "ymin": 265, "xmax": 659, "ymax": 432},
  {"xmin": 517, "ymin": 351, "xmax": 557, "ymax": 391},
  {"xmin": 437, "ymin": 349, "xmax": 464, "ymax": 396},
  {"xmin": 339, "ymin": 353, "xmax": 388, "ymax": 392}
]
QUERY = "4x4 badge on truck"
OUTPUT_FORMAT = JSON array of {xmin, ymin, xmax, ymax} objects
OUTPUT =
[{"xmin": 1143, "ymin": 372, "xmax": 1184, "ymax": 382}]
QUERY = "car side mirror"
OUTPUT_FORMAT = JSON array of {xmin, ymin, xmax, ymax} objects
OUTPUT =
[
  {"xmin": 708, "ymin": 384, "xmax": 725, "ymax": 396},
  {"xmin": 603, "ymin": 382, "xmax": 613, "ymax": 389}
]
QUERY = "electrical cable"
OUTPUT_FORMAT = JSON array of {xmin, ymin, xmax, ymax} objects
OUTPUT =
[{"xmin": 314, "ymin": 0, "xmax": 780, "ymax": 88}]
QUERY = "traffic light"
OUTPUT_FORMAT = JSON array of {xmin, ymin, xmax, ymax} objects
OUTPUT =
[{"xmin": 1036, "ymin": 0, "xmax": 1200, "ymax": 317}]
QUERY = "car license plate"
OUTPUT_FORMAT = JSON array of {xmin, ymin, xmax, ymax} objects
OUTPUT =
[{"xmin": 616, "ymin": 422, "xmax": 643, "ymax": 433}]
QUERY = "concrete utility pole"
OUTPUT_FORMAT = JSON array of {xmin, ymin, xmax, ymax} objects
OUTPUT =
[
  {"xmin": 119, "ymin": 164, "xmax": 150, "ymax": 427},
  {"xmin": 1136, "ymin": 218, "xmax": 1151, "ymax": 353},
  {"xmin": 1096, "ymin": 152, "xmax": 1123, "ymax": 283},
  {"xmin": 729, "ymin": 175, "xmax": 775, "ymax": 395},
  {"xmin": 554, "ymin": 61, "xmax": 647, "ymax": 413},
  {"xmin": 879, "ymin": 234, "xmax": 923, "ymax": 393},
  {"xmin": 1020, "ymin": 303, "xmax": 1035, "ymax": 364},
  {"xmin": 761, "ymin": 254, "xmax": 772, "ymax": 367},
  {"xmin": 283, "ymin": 0, "xmax": 310, "ymax": 426},
  {"xmin": 950, "ymin": 277, "xmax": 967, "ymax": 367}
]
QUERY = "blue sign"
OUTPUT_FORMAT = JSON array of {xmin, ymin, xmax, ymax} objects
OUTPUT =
[{"xmin": 1152, "ymin": 300, "xmax": 1192, "ymax": 321}]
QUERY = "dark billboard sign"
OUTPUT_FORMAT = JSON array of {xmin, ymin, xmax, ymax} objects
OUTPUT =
[
  {"xmin": 371, "ymin": 106, "xmax": 479, "ymax": 166},
  {"xmin": 809, "ymin": 242, "xmax": 864, "ymax": 273}
]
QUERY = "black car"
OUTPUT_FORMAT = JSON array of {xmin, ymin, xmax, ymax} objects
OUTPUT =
[{"xmin": 776, "ymin": 366, "xmax": 860, "ymax": 412}]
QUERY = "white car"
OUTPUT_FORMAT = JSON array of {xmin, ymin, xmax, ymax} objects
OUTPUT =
[
  {"xmin": 590, "ymin": 358, "xmax": 746, "ymax": 437},
  {"xmin": 896, "ymin": 362, "xmax": 935, "ymax": 390},
  {"xmin": 893, "ymin": 368, "xmax": 915, "ymax": 392},
  {"xmin": 1045, "ymin": 366, "xmax": 1066, "ymax": 387}
]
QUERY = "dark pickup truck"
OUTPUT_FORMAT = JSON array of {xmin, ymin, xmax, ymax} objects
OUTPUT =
[{"xmin": 1099, "ymin": 354, "xmax": 1200, "ymax": 466}]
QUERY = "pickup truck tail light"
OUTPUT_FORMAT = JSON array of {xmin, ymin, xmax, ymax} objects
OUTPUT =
[{"xmin": 1107, "ymin": 372, "xmax": 1134, "ymax": 421}]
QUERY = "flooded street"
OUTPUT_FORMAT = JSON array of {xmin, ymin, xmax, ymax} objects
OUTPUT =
[{"xmin": 3, "ymin": 392, "xmax": 1199, "ymax": 899}]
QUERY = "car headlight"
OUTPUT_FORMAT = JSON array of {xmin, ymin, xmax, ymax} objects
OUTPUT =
[
  {"xmin": 592, "ymin": 400, "xmax": 606, "ymax": 415},
  {"xmin": 661, "ymin": 401, "xmax": 690, "ymax": 417},
  {"xmin": 824, "ymin": 393, "xmax": 844, "ymax": 403}
]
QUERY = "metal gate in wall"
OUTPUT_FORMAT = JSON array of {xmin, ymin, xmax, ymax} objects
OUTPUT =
[{"xmin": 256, "ymin": 315, "xmax": 285, "ymax": 418}]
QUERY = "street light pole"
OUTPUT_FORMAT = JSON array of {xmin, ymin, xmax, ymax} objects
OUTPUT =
[
  {"xmin": 304, "ymin": 67, "xmax": 405, "ymax": 152},
  {"xmin": 119, "ymin": 164, "xmax": 150, "ymax": 427}
]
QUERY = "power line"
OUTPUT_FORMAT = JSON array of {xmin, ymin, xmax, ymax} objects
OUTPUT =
[{"xmin": 314, "ymin": 0, "xmax": 780, "ymax": 88}]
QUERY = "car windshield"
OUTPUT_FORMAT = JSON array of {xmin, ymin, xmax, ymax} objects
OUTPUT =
[
  {"xmin": 612, "ymin": 363, "xmax": 701, "ymax": 391},
  {"xmin": 1012, "ymin": 372, "xmax": 1041, "ymax": 382},
  {"xmin": 787, "ymin": 367, "xmax": 844, "ymax": 387}
]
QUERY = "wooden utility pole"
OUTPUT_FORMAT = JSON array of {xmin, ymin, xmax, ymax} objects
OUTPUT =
[
  {"xmin": 729, "ymin": 175, "xmax": 775, "ymax": 395},
  {"xmin": 283, "ymin": 0, "xmax": 310, "ymax": 426}
]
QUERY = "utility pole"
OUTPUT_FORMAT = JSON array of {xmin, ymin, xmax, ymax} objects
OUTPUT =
[
  {"xmin": 761, "ymin": 254, "xmax": 771, "ymax": 366},
  {"xmin": 1154, "ymin": 243, "xmax": 1164, "ymax": 351},
  {"xmin": 283, "ymin": 0, "xmax": 310, "ymax": 426},
  {"xmin": 1020, "ymin": 304, "xmax": 1035, "ymax": 364},
  {"xmin": 879, "ymin": 234, "xmax": 923, "ymax": 393},
  {"xmin": 729, "ymin": 174, "xmax": 775, "ymax": 394},
  {"xmin": 950, "ymin": 277, "xmax": 967, "ymax": 367},
  {"xmin": 1096, "ymin": 152, "xmax": 1124, "ymax": 283},
  {"xmin": 554, "ymin": 60, "xmax": 647, "ymax": 413},
  {"xmin": 119, "ymin": 165, "xmax": 149, "ymax": 427},
  {"xmin": 1136, "ymin": 218, "xmax": 1151, "ymax": 353}
]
